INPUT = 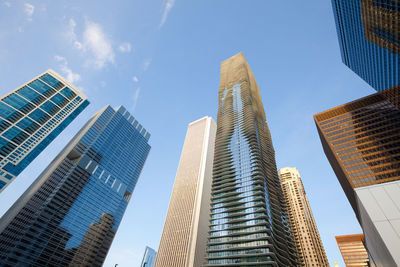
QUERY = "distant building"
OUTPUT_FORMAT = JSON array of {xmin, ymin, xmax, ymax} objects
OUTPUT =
[
  {"xmin": 0, "ymin": 70, "xmax": 89, "ymax": 192},
  {"xmin": 279, "ymin": 167, "xmax": 329, "ymax": 266},
  {"xmin": 314, "ymin": 86, "xmax": 400, "ymax": 266},
  {"xmin": 335, "ymin": 234, "xmax": 369, "ymax": 266},
  {"xmin": 0, "ymin": 105, "xmax": 150, "ymax": 266},
  {"xmin": 331, "ymin": 0, "xmax": 399, "ymax": 91},
  {"xmin": 205, "ymin": 53, "xmax": 299, "ymax": 266},
  {"xmin": 140, "ymin": 246, "xmax": 157, "ymax": 267},
  {"xmin": 155, "ymin": 117, "xmax": 216, "ymax": 267}
]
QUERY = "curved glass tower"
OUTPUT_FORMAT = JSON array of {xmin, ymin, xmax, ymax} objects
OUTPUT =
[{"xmin": 206, "ymin": 53, "xmax": 298, "ymax": 266}]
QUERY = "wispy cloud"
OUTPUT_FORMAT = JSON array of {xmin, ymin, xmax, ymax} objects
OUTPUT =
[
  {"xmin": 24, "ymin": 3, "xmax": 34, "ymax": 21},
  {"xmin": 4, "ymin": 1, "xmax": 11, "ymax": 7},
  {"xmin": 54, "ymin": 55, "xmax": 81, "ymax": 83},
  {"xmin": 67, "ymin": 19, "xmax": 83, "ymax": 49},
  {"xmin": 66, "ymin": 18, "xmax": 115, "ymax": 69},
  {"xmin": 160, "ymin": 0, "xmax": 176, "ymax": 28},
  {"xmin": 132, "ymin": 76, "xmax": 139, "ymax": 83},
  {"xmin": 132, "ymin": 87, "xmax": 141, "ymax": 112},
  {"xmin": 118, "ymin": 42, "xmax": 132, "ymax": 53},
  {"xmin": 143, "ymin": 58, "xmax": 151, "ymax": 71}
]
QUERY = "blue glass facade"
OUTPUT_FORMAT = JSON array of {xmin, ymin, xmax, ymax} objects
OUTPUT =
[
  {"xmin": 0, "ymin": 70, "xmax": 89, "ymax": 192},
  {"xmin": 0, "ymin": 105, "xmax": 150, "ymax": 266},
  {"xmin": 332, "ymin": 0, "xmax": 399, "ymax": 91},
  {"xmin": 140, "ymin": 246, "xmax": 157, "ymax": 267}
]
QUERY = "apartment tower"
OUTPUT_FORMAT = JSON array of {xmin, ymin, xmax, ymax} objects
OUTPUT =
[
  {"xmin": 0, "ymin": 70, "xmax": 89, "ymax": 192},
  {"xmin": 279, "ymin": 167, "xmax": 329, "ymax": 266},
  {"xmin": 205, "ymin": 53, "xmax": 298, "ymax": 266},
  {"xmin": 314, "ymin": 85, "xmax": 400, "ymax": 266},
  {"xmin": 331, "ymin": 0, "xmax": 399, "ymax": 91},
  {"xmin": 155, "ymin": 117, "xmax": 216, "ymax": 267},
  {"xmin": 0, "ymin": 105, "xmax": 150, "ymax": 266},
  {"xmin": 335, "ymin": 234, "xmax": 369, "ymax": 267}
]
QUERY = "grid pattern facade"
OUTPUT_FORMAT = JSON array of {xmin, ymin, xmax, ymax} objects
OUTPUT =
[
  {"xmin": 0, "ymin": 69, "xmax": 89, "ymax": 192},
  {"xmin": 0, "ymin": 105, "xmax": 150, "ymax": 266},
  {"xmin": 279, "ymin": 167, "xmax": 329, "ymax": 267},
  {"xmin": 332, "ymin": 0, "xmax": 399, "ymax": 91},
  {"xmin": 314, "ymin": 85, "xmax": 400, "ymax": 213},
  {"xmin": 205, "ymin": 53, "xmax": 298, "ymax": 266},
  {"xmin": 140, "ymin": 246, "xmax": 157, "ymax": 267},
  {"xmin": 335, "ymin": 234, "xmax": 369, "ymax": 266},
  {"xmin": 155, "ymin": 117, "xmax": 216, "ymax": 267}
]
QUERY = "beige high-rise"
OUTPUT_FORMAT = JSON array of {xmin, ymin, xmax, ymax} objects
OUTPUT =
[
  {"xmin": 154, "ymin": 117, "xmax": 216, "ymax": 267},
  {"xmin": 279, "ymin": 167, "xmax": 329, "ymax": 267}
]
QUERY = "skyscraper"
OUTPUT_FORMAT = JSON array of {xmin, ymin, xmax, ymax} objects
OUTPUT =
[
  {"xmin": 205, "ymin": 53, "xmax": 298, "ymax": 266},
  {"xmin": 331, "ymin": 0, "xmax": 399, "ymax": 91},
  {"xmin": 0, "ymin": 105, "xmax": 150, "ymax": 266},
  {"xmin": 155, "ymin": 117, "xmax": 216, "ymax": 267},
  {"xmin": 335, "ymin": 234, "xmax": 369, "ymax": 267},
  {"xmin": 314, "ymin": 85, "xmax": 400, "ymax": 266},
  {"xmin": 279, "ymin": 167, "xmax": 329, "ymax": 266},
  {"xmin": 0, "ymin": 70, "xmax": 89, "ymax": 192},
  {"xmin": 140, "ymin": 246, "xmax": 157, "ymax": 267}
]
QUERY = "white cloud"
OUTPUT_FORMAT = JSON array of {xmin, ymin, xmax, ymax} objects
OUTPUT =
[
  {"xmin": 143, "ymin": 58, "xmax": 151, "ymax": 71},
  {"xmin": 66, "ymin": 18, "xmax": 115, "ymax": 69},
  {"xmin": 67, "ymin": 19, "xmax": 83, "ymax": 49},
  {"xmin": 132, "ymin": 76, "xmax": 139, "ymax": 83},
  {"xmin": 54, "ymin": 55, "xmax": 81, "ymax": 83},
  {"xmin": 132, "ymin": 87, "xmax": 141, "ymax": 112},
  {"xmin": 4, "ymin": 2, "xmax": 11, "ymax": 7},
  {"xmin": 160, "ymin": 0, "xmax": 176, "ymax": 28},
  {"xmin": 82, "ymin": 20, "xmax": 115, "ymax": 68},
  {"xmin": 118, "ymin": 42, "xmax": 132, "ymax": 53},
  {"xmin": 24, "ymin": 3, "xmax": 34, "ymax": 21}
]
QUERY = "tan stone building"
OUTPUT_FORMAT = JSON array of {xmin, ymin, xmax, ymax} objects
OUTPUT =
[
  {"xmin": 279, "ymin": 167, "xmax": 329, "ymax": 266},
  {"xmin": 154, "ymin": 117, "xmax": 216, "ymax": 267}
]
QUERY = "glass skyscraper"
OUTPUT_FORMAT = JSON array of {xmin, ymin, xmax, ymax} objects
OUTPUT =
[
  {"xmin": 206, "ymin": 53, "xmax": 298, "ymax": 266},
  {"xmin": 332, "ymin": 0, "xmax": 399, "ymax": 91},
  {"xmin": 140, "ymin": 246, "xmax": 157, "ymax": 267},
  {"xmin": 0, "ymin": 105, "xmax": 150, "ymax": 266},
  {"xmin": 0, "ymin": 70, "xmax": 89, "ymax": 192}
]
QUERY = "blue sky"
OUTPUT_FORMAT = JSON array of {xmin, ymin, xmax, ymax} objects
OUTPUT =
[{"xmin": 0, "ymin": 0, "xmax": 376, "ymax": 266}]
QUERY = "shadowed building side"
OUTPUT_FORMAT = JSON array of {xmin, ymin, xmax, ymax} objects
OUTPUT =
[{"xmin": 314, "ymin": 86, "xmax": 400, "ymax": 266}]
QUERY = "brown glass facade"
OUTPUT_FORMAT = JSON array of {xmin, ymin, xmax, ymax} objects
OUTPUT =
[
  {"xmin": 361, "ymin": 0, "xmax": 400, "ymax": 54},
  {"xmin": 314, "ymin": 86, "xmax": 400, "ymax": 214},
  {"xmin": 335, "ymin": 234, "xmax": 369, "ymax": 267}
]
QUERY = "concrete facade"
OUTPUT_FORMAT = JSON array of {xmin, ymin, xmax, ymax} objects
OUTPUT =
[
  {"xmin": 154, "ymin": 117, "xmax": 216, "ymax": 267},
  {"xmin": 356, "ymin": 181, "xmax": 400, "ymax": 267}
]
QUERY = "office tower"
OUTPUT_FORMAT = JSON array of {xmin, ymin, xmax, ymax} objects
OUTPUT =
[
  {"xmin": 0, "ymin": 70, "xmax": 89, "ymax": 192},
  {"xmin": 141, "ymin": 246, "xmax": 157, "ymax": 267},
  {"xmin": 279, "ymin": 167, "xmax": 329, "ymax": 266},
  {"xmin": 0, "ymin": 105, "xmax": 150, "ymax": 266},
  {"xmin": 335, "ymin": 234, "xmax": 369, "ymax": 267},
  {"xmin": 205, "ymin": 53, "xmax": 298, "ymax": 266},
  {"xmin": 314, "ymin": 85, "xmax": 400, "ymax": 266},
  {"xmin": 155, "ymin": 117, "xmax": 216, "ymax": 267},
  {"xmin": 331, "ymin": 0, "xmax": 399, "ymax": 91}
]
